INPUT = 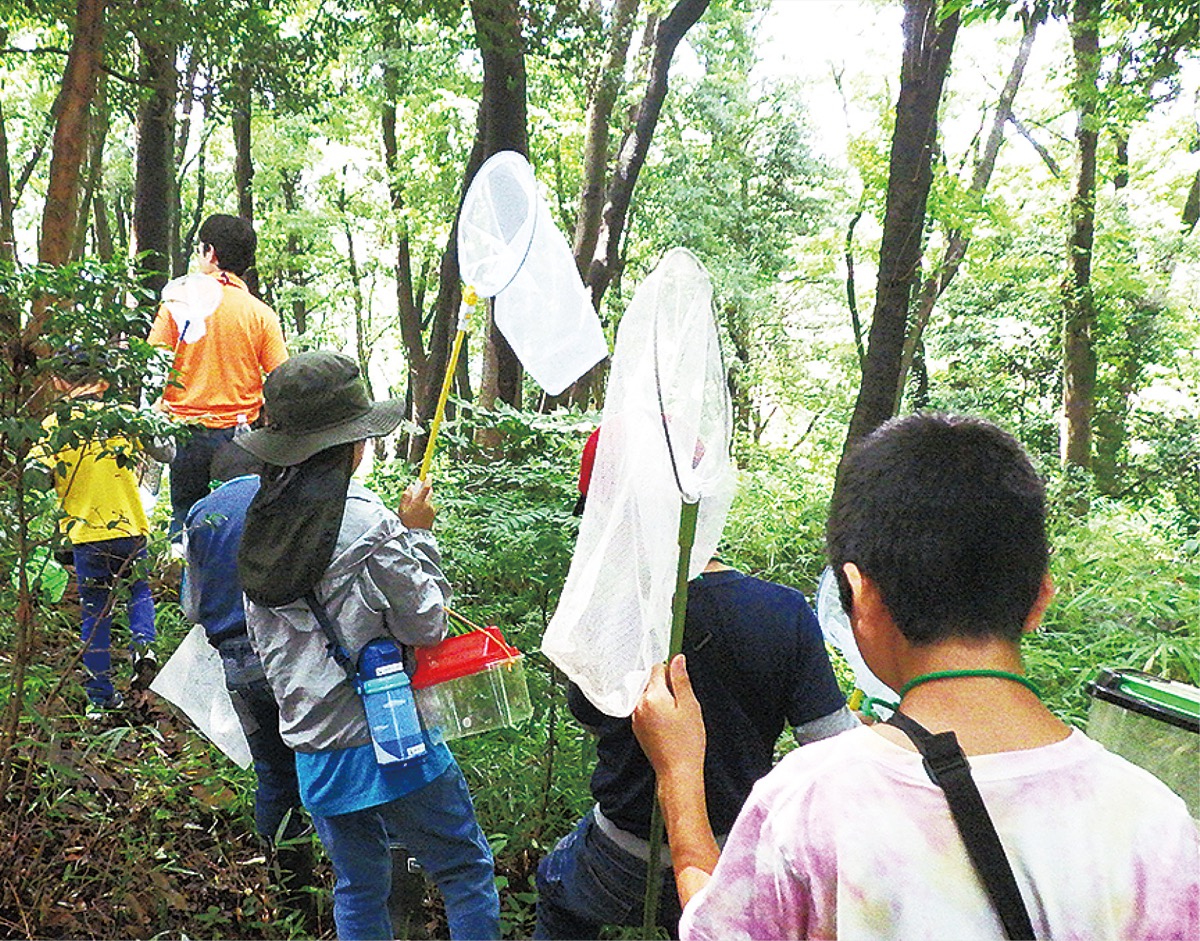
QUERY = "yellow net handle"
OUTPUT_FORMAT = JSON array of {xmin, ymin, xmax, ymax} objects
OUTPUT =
[
  {"xmin": 444, "ymin": 605, "xmax": 487, "ymax": 635},
  {"xmin": 418, "ymin": 287, "xmax": 478, "ymax": 481}
]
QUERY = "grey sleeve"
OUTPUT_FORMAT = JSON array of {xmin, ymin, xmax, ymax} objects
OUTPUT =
[
  {"xmin": 792, "ymin": 704, "xmax": 860, "ymax": 746},
  {"xmin": 144, "ymin": 435, "xmax": 176, "ymax": 463},
  {"xmin": 366, "ymin": 528, "xmax": 450, "ymax": 648}
]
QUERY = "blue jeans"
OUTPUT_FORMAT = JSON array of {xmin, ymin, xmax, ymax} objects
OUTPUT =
[
  {"xmin": 74, "ymin": 536, "xmax": 155, "ymax": 704},
  {"xmin": 169, "ymin": 425, "xmax": 235, "ymax": 539},
  {"xmin": 218, "ymin": 635, "xmax": 303, "ymax": 842},
  {"xmin": 313, "ymin": 762, "xmax": 500, "ymax": 940},
  {"xmin": 534, "ymin": 809, "xmax": 681, "ymax": 940}
]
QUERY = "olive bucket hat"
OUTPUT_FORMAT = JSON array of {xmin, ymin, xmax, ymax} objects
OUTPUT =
[{"xmin": 236, "ymin": 351, "xmax": 404, "ymax": 466}]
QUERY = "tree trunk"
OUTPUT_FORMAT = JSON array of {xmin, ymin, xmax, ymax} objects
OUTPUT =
[
  {"xmin": 1183, "ymin": 169, "xmax": 1200, "ymax": 234},
  {"xmin": 1062, "ymin": 0, "xmax": 1100, "ymax": 475},
  {"xmin": 75, "ymin": 73, "xmax": 110, "ymax": 261},
  {"xmin": 895, "ymin": 11, "xmax": 1038, "ymax": 407},
  {"xmin": 0, "ymin": 100, "xmax": 15, "ymax": 264},
  {"xmin": 470, "ymin": 0, "xmax": 528, "ymax": 428},
  {"xmin": 382, "ymin": 62, "xmax": 430, "ymax": 462},
  {"xmin": 232, "ymin": 64, "xmax": 259, "ymax": 295},
  {"xmin": 572, "ymin": 0, "xmax": 640, "ymax": 273},
  {"xmin": 14, "ymin": 92, "xmax": 61, "ymax": 213},
  {"xmin": 27, "ymin": 0, "xmax": 106, "ymax": 344},
  {"xmin": 839, "ymin": 0, "xmax": 959, "ymax": 463},
  {"xmin": 133, "ymin": 35, "xmax": 176, "ymax": 304},
  {"xmin": 279, "ymin": 169, "xmax": 306, "ymax": 335},
  {"xmin": 233, "ymin": 66, "xmax": 254, "ymax": 221},
  {"xmin": 180, "ymin": 86, "xmax": 214, "ymax": 260},
  {"xmin": 585, "ymin": 0, "xmax": 710, "ymax": 309},
  {"xmin": 342, "ymin": 187, "xmax": 373, "ymax": 400},
  {"xmin": 37, "ymin": 0, "xmax": 106, "ymax": 271},
  {"xmin": 564, "ymin": 0, "xmax": 706, "ymax": 410},
  {"xmin": 171, "ymin": 55, "xmax": 200, "ymax": 276}
]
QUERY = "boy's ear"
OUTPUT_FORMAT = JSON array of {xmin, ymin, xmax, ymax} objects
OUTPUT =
[
  {"xmin": 843, "ymin": 562, "xmax": 901, "ymax": 684},
  {"xmin": 1021, "ymin": 572, "xmax": 1055, "ymax": 635},
  {"xmin": 842, "ymin": 563, "xmax": 889, "ymax": 638}
]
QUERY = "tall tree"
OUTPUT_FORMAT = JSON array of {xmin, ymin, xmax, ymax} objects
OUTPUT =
[
  {"xmin": 563, "ymin": 0, "xmax": 709, "ymax": 408},
  {"xmin": 584, "ymin": 0, "xmax": 710, "ymax": 309},
  {"xmin": 839, "ymin": 0, "xmax": 960, "ymax": 463},
  {"xmin": 0, "ymin": 101, "xmax": 15, "ymax": 265},
  {"xmin": 25, "ymin": 0, "xmax": 107, "ymax": 346},
  {"xmin": 35, "ymin": 0, "xmax": 107, "ymax": 272},
  {"xmin": 132, "ymin": 27, "xmax": 176, "ymax": 302},
  {"xmin": 896, "ymin": 9, "xmax": 1041, "ymax": 408},
  {"xmin": 381, "ymin": 54, "xmax": 435, "ymax": 462},
  {"xmin": 572, "ymin": 0, "xmax": 640, "ymax": 274},
  {"xmin": 470, "ymin": 0, "xmax": 528, "ymax": 421},
  {"xmin": 1061, "ymin": 0, "xmax": 1100, "ymax": 473}
]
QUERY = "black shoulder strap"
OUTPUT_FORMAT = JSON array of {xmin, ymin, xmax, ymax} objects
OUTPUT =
[
  {"xmin": 305, "ymin": 590, "xmax": 356, "ymax": 683},
  {"xmin": 888, "ymin": 710, "xmax": 1036, "ymax": 941}
]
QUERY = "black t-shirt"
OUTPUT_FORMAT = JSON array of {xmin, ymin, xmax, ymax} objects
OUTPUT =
[{"xmin": 569, "ymin": 568, "xmax": 847, "ymax": 839}]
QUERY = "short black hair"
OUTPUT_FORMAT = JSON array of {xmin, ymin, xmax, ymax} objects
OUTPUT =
[
  {"xmin": 826, "ymin": 413, "xmax": 1048, "ymax": 645},
  {"xmin": 198, "ymin": 214, "xmax": 257, "ymax": 276},
  {"xmin": 210, "ymin": 440, "xmax": 264, "ymax": 483}
]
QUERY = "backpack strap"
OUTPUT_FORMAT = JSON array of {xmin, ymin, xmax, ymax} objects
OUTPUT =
[
  {"xmin": 887, "ymin": 710, "xmax": 1036, "ymax": 941},
  {"xmin": 304, "ymin": 590, "xmax": 356, "ymax": 683}
]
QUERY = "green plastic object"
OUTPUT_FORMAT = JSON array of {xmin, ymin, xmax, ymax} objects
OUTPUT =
[
  {"xmin": 1085, "ymin": 668, "xmax": 1199, "ymax": 820},
  {"xmin": 12, "ymin": 547, "xmax": 69, "ymax": 605}
]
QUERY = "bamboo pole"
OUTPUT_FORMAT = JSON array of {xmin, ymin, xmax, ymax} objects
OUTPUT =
[{"xmin": 642, "ymin": 496, "xmax": 700, "ymax": 936}]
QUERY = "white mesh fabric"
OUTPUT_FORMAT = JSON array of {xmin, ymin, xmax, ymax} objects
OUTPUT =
[
  {"xmin": 161, "ymin": 273, "xmax": 223, "ymax": 344},
  {"xmin": 457, "ymin": 151, "xmax": 538, "ymax": 297},
  {"xmin": 815, "ymin": 566, "xmax": 896, "ymax": 705},
  {"xmin": 458, "ymin": 150, "xmax": 608, "ymax": 395},
  {"xmin": 150, "ymin": 624, "xmax": 252, "ymax": 768},
  {"xmin": 542, "ymin": 249, "xmax": 736, "ymax": 716},
  {"xmin": 494, "ymin": 197, "xmax": 608, "ymax": 395}
]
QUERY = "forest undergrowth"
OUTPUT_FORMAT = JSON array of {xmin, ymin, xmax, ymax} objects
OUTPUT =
[{"xmin": 1, "ymin": 416, "xmax": 1196, "ymax": 940}]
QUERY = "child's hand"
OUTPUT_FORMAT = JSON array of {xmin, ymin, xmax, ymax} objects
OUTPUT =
[
  {"xmin": 399, "ymin": 480, "xmax": 436, "ymax": 530},
  {"xmin": 632, "ymin": 655, "xmax": 706, "ymax": 783}
]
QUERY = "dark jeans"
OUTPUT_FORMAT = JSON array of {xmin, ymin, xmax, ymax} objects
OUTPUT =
[
  {"xmin": 534, "ymin": 809, "xmax": 681, "ymax": 940},
  {"xmin": 74, "ymin": 536, "xmax": 155, "ymax": 704},
  {"xmin": 313, "ymin": 764, "xmax": 500, "ymax": 940},
  {"xmin": 218, "ymin": 635, "xmax": 304, "ymax": 842},
  {"xmin": 169, "ymin": 425, "xmax": 235, "ymax": 539}
]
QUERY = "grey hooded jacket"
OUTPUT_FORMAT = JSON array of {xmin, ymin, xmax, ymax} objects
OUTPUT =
[{"xmin": 245, "ymin": 481, "xmax": 450, "ymax": 753}]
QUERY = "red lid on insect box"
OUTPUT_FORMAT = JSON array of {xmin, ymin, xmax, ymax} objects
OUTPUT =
[{"xmin": 411, "ymin": 626, "xmax": 523, "ymax": 689}]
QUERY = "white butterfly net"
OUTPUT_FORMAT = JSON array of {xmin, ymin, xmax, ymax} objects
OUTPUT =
[
  {"xmin": 457, "ymin": 150, "xmax": 607, "ymax": 396},
  {"xmin": 815, "ymin": 566, "xmax": 896, "ymax": 710},
  {"xmin": 542, "ymin": 249, "xmax": 736, "ymax": 716}
]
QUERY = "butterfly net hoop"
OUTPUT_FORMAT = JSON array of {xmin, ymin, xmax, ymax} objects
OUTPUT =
[
  {"xmin": 815, "ymin": 566, "xmax": 896, "ymax": 706},
  {"xmin": 457, "ymin": 150, "xmax": 607, "ymax": 395},
  {"xmin": 542, "ymin": 248, "xmax": 735, "ymax": 716}
]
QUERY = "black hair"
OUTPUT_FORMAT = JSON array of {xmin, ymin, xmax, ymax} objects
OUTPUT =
[
  {"xmin": 210, "ymin": 441, "xmax": 264, "ymax": 483},
  {"xmin": 198, "ymin": 214, "xmax": 257, "ymax": 276},
  {"xmin": 826, "ymin": 413, "xmax": 1048, "ymax": 645}
]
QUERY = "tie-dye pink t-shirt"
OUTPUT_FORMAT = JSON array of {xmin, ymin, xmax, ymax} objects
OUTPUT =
[{"xmin": 680, "ymin": 726, "xmax": 1199, "ymax": 940}]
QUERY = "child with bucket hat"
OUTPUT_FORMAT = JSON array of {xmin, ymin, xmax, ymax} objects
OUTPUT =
[{"xmin": 235, "ymin": 351, "xmax": 499, "ymax": 940}]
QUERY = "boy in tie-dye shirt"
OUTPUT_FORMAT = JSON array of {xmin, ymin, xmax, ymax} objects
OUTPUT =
[{"xmin": 633, "ymin": 414, "xmax": 1199, "ymax": 940}]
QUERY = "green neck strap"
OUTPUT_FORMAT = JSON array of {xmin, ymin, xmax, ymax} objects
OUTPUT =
[{"xmin": 899, "ymin": 669, "xmax": 1042, "ymax": 700}]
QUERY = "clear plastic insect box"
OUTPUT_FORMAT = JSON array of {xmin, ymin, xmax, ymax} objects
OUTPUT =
[
  {"xmin": 1085, "ymin": 667, "xmax": 1199, "ymax": 820},
  {"xmin": 413, "ymin": 626, "xmax": 533, "ymax": 741}
]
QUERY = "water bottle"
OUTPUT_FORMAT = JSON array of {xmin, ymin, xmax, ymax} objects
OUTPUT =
[{"xmin": 357, "ymin": 639, "xmax": 427, "ymax": 766}]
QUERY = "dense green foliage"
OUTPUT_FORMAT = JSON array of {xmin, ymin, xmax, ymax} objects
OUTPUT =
[{"xmin": 1, "ymin": 0, "xmax": 1197, "ymax": 937}]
